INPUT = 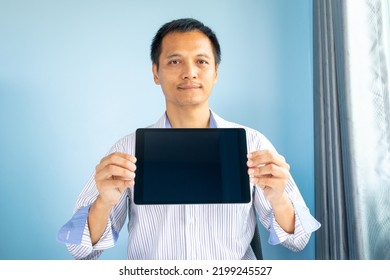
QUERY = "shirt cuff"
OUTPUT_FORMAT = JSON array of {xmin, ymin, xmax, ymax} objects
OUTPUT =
[
  {"xmin": 57, "ymin": 205, "xmax": 91, "ymax": 244},
  {"xmin": 293, "ymin": 203, "xmax": 321, "ymax": 233},
  {"xmin": 268, "ymin": 213, "xmax": 285, "ymax": 245},
  {"xmin": 91, "ymin": 217, "xmax": 118, "ymax": 250},
  {"xmin": 267, "ymin": 202, "xmax": 321, "ymax": 245}
]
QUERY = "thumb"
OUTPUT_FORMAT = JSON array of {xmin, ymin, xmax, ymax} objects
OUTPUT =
[{"xmin": 114, "ymin": 179, "xmax": 133, "ymax": 193}]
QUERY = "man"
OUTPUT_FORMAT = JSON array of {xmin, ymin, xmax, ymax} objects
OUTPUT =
[{"xmin": 57, "ymin": 18, "xmax": 320, "ymax": 260}]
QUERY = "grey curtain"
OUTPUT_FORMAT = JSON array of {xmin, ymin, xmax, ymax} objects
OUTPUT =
[{"xmin": 313, "ymin": 0, "xmax": 390, "ymax": 259}]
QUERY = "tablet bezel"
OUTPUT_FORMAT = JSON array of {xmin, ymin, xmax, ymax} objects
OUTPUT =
[{"xmin": 134, "ymin": 128, "xmax": 250, "ymax": 205}]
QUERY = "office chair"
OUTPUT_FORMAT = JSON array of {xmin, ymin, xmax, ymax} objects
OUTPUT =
[{"xmin": 250, "ymin": 222, "xmax": 263, "ymax": 260}]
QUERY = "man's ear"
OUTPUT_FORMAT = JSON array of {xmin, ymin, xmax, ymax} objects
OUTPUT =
[{"xmin": 152, "ymin": 64, "xmax": 160, "ymax": 85}]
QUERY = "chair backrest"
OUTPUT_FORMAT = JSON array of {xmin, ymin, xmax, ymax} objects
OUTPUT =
[{"xmin": 250, "ymin": 223, "xmax": 263, "ymax": 260}]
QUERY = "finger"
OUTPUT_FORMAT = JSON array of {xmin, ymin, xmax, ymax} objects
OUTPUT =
[
  {"xmin": 247, "ymin": 150, "xmax": 285, "ymax": 166},
  {"xmin": 113, "ymin": 179, "xmax": 135, "ymax": 192},
  {"xmin": 248, "ymin": 163, "xmax": 289, "ymax": 179},
  {"xmin": 96, "ymin": 164, "xmax": 136, "ymax": 181},
  {"xmin": 112, "ymin": 174, "xmax": 136, "ymax": 180},
  {"xmin": 247, "ymin": 150, "xmax": 289, "ymax": 169},
  {"xmin": 100, "ymin": 152, "xmax": 132, "ymax": 163},
  {"xmin": 102, "ymin": 152, "xmax": 137, "ymax": 169},
  {"xmin": 251, "ymin": 176, "xmax": 288, "ymax": 190},
  {"xmin": 96, "ymin": 153, "xmax": 137, "ymax": 173},
  {"xmin": 99, "ymin": 178, "xmax": 134, "ymax": 195}
]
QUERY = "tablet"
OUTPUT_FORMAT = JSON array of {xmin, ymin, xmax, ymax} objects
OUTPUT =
[{"xmin": 134, "ymin": 128, "xmax": 250, "ymax": 204}]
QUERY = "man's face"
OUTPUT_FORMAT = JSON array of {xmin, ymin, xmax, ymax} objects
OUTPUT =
[{"xmin": 152, "ymin": 31, "xmax": 218, "ymax": 109}]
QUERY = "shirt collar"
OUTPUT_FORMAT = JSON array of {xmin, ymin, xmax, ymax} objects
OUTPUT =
[{"xmin": 164, "ymin": 110, "xmax": 218, "ymax": 128}]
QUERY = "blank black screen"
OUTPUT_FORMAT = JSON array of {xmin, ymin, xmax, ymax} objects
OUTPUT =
[{"xmin": 134, "ymin": 128, "xmax": 250, "ymax": 204}]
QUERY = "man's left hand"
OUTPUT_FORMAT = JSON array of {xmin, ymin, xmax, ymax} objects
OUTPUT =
[{"xmin": 247, "ymin": 150, "xmax": 290, "ymax": 205}]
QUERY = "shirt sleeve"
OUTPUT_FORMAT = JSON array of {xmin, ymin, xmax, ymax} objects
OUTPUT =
[
  {"xmin": 253, "ymin": 177, "xmax": 321, "ymax": 252},
  {"xmin": 56, "ymin": 198, "xmax": 123, "ymax": 259},
  {"xmin": 250, "ymin": 130, "xmax": 321, "ymax": 252},
  {"xmin": 57, "ymin": 136, "xmax": 134, "ymax": 259}
]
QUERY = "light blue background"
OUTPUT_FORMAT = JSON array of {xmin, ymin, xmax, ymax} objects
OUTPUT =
[{"xmin": 0, "ymin": 0, "xmax": 315, "ymax": 259}]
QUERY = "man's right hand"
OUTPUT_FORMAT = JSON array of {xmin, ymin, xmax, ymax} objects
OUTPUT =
[{"xmin": 94, "ymin": 152, "xmax": 137, "ymax": 207}]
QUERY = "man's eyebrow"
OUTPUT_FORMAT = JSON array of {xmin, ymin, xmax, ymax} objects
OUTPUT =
[
  {"xmin": 196, "ymin": 53, "xmax": 212, "ymax": 59},
  {"xmin": 165, "ymin": 53, "xmax": 182, "ymax": 59},
  {"xmin": 164, "ymin": 53, "xmax": 212, "ymax": 59}
]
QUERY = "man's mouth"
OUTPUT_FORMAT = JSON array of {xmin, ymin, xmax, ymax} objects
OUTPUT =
[{"xmin": 177, "ymin": 83, "xmax": 202, "ymax": 90}]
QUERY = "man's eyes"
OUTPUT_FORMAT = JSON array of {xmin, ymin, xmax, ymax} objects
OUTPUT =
[
  {"xmin": 169, "ymin": 60, "xmax": 180, "ymax": 65},
  {"xmin": 167, "ymin": 60, "xmax": 209, "ymax": 65}
]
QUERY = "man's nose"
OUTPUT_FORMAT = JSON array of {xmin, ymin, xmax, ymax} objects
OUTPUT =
[{"xmin": 181, "ymin": 62, "xmax": 198, "ymax": 79}]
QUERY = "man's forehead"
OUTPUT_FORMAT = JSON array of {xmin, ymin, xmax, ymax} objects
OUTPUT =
[{"xmin": 160, "ymin": 31, "xmax": 214, "ymax": 53}]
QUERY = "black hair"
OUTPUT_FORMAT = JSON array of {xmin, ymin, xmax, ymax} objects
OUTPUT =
[{"xmin": 150, "ymin": 18, "xmax": 221, "ymax": 68}]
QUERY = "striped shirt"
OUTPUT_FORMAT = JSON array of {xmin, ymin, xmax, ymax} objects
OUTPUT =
[{"xmin": 57, "ymin": 111, "xmax": 320, "ymax": 260}]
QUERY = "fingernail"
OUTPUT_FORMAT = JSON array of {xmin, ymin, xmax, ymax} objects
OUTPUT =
[
  {"xmin": 247, "ymin": 153, "xmax": 252, "ymax": 158},
  {"xmin": 249, "ymin": 169, "xmax": 254, "ymax": 176},
  {"xmin": 247, "ymin": 160, "xmax": 253, "ymax": 166}
]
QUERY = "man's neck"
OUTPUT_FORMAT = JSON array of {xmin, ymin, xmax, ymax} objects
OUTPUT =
[{"xmin": 166, "ymin": 105, "xmax": 210, "ymax": 128}]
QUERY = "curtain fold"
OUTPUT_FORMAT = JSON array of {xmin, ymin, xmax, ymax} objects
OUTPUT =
[{"xmin": 314, "ymin": 0, "xmax": 390, "ymax": 260}]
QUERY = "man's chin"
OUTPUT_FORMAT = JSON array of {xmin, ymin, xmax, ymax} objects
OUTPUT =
[{"xmin": 173, "ymin": 99, "xmax": 208, "ymax": 108}]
